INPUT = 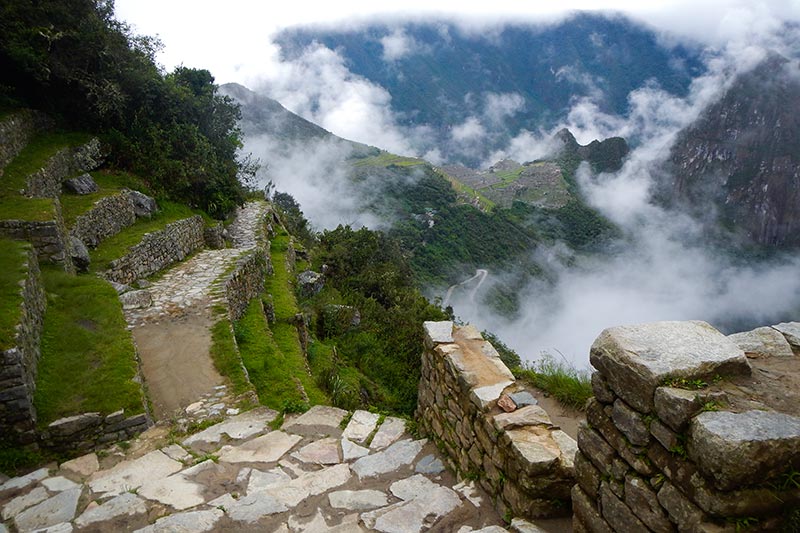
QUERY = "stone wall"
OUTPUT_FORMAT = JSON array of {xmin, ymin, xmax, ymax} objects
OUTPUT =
[
  {"xmin": 224, "ymin": 248, "xmax": 269, "ymax": 322},
  {"xmin": 102, "ymin": 216, "xmax": 205, "ymax": 284},
  {"xmin": 417, "ymin": 321, "xmax": 577, "ymax": 520},
  {"xmin": 0, "ymin": 109, "xmax": 52, "ymax": 171},
  {"xmin": 0, "ymin": 199, "xmax": 75, "ymax": 272},
  {"xmin": 574, "ymin": 320, "xmax": 800, "ymax": 532},
  {"xmin": 70, "ymin": 192, "xmax": 136, "ymax": 248},
  {"xmin": 41, "ymin": 409, "xmax": 151, "ymax": 453},
  {"xmin": 0, "ymin": 246, "xmax": 46, "ymax": 444},
  {"xmin": 24, "ymin": 138, "xmax": 103, "ymax": 198}
]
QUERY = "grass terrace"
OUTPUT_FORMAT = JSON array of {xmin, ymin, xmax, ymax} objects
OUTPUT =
[
  {"xmin": 34, "ymin": 267, "xmax": 144, "ymax": 425},
  {"xmin": 59, "ymin": 170, "xmax": 149, "ymax": 227},
  {"xmin": 0, "ymin": 239, "xmax": 32, "ymax": 351},
  {"xmin": 514, "ymin": 354, "xmax": 593, "ymax": 410},
  {"xmin": 351, "ymin": 152, "xmax": 425, "ymax": 168}
]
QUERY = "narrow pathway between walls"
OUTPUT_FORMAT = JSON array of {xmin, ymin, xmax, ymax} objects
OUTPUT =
[{"xmin": 124, "ymin": 201, "xmax": 268, "ymax": 419}]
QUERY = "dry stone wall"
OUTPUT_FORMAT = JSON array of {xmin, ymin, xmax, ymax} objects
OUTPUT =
[
  {"xmin": 70, "ymin": 191, "xmax": 137, "ymax": 247},
  {"xmin": 0, "ymin": 110, "xmax": 52, "ymax": 171},
  {"xmin": 224, "ymin": 248, "xmax": 269, "ymax": 322},
  {"xmin": 24, "ymin": 138, "xmax": 103, "ymax": 198},
  {"xmin": 102, "ymin": 216, "xmax": 205, "ymax": 284},
  {"xmin": 0, "ymin": 199, "xmax": 75, "ymax": 272},
  {"xmin": 574, "ymin": 320, "xmax": 800, "ymax": 532},
  {"xmin": 41, "ymin": 409, "xmax": 150, "ymax": 453},
  {"xmin": 0, "ymin": 247, "xmax": 46, "ymax": 444},
  {"xmin": 417, "ymin": 321, "xmax": 577, "ymax": 520}
]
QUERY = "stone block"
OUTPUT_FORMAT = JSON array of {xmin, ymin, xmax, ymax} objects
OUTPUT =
[
  {"xmin": 48, "ymin": 413, "xmax": 102, "ymax": 437},
  {"xmin": 612, "ymin": 398, "xmax": 650, "ymax": 446},
  {"xmin": 654, "ymin": 386, "xmax": 704, "ymax": 432},
  {"xmin": 591, "ymin": 372, "xmax": 616, "ymax": 404},
  {"xmin": 657, "ymin": 481, "xmax": 706, "ymax": 531},
  {"xmin": 423, "ymin": 321, "xmax": 454, "ymax": 347},
  {"xmin": 577, "ymin": 424, "xmax": 628, "ymax": 481},
  {"xmin": 624, "ymin": 474, "xmax": 675, "ymax": 533},
  {"xmin": 504, "ymin": 426, "xmax": 560, "ymax": 476},
  {"xmin": 586, "ymin": 399, "xmax": 653, "ymax": 476},
  {"xmin": 599, "ymin": 482, "xmax": 650, "ymax": 533},
  {"xmin": 493, "ymin": 405, "xmax": 552, "ymax": 431},
  {"xmin": 772, "ymin": 322, "xmax": 800, "ymax": 349},
  {"xmin": 650, "ymin": 419, "xmax": 679, "ymax": 451},
  {"xmin": 590, "ymin": 321, "xmax": 749, "ymax": 412},
  {"xmin": 689, "ymin": 410, "xmax": 800, "ymax": 490},
  {"xmin": 728, "ymin": 326, "xmax": 794, "ymax": 358},
  {"xmin": 470, "ymin": 380, "xmax": 514, "ymax": 411},
  {"xmin": 63, "ymin": 173, "xmax": 98, "ymax": 195},
  {"xmin": 571, "ymin": 485, "xmax": 613, "ymax": 533},
  {"xmin": 575, "ymin": 451, "xmax": 601, "ymax": 500}
]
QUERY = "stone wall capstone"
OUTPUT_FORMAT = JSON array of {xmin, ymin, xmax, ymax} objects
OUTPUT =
[
  {"xmin": 24, "ymin": 137, "xmax": 103, "ymax": 198},
  {"xmin": 574, "ymin": 320, "xmax": 800, "ymax": 532},
  {"xmin": 0, "ymin": 246, "xmax": 46, "ymax": 444},
  {"xmin": 417, "ymin": 321, "xmax": 577, "ymax": 520},
  {"xmin": 102, "ymin": 216, "xmax": 205, "ymax": 285}
]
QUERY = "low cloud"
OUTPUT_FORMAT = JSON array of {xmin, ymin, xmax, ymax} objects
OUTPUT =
[
  {"xmin": 380, "ymin": 28, "xmax": 420, "ymax": 61},
  {"xmin": 483, "ymin": 92, "xmax": 526, "ymax": 124}
]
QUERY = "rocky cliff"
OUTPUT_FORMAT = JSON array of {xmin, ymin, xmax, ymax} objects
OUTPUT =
[{"xmin": 668, "ymin": 53, "xmax": 800, "ymax": 247}]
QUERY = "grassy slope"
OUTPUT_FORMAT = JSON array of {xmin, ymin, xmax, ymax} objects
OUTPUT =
[
  {"xmin": 34, "ymin": 267, "xmax": 143, "ymax": 424},
  {"xmin": 235, "ymin": 229, "xmax": 328, "ymax": 410},
  {"xmin": 59, "ymin": 170, "xmax": 149, "ymax": 227},
  {"xmin": 0, "ymin": 239, "xmax": 32, "ymax": 351}
]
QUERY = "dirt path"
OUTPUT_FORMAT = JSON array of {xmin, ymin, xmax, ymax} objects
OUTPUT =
[{"xmin": 122, "ymin": 201, "xmax": 269, "ymax": 420}]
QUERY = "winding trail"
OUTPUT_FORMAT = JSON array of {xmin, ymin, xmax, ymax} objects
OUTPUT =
[
  {"xmin": 124, "ymin": 201, "xmax": 269, "ymax": 419},
  {"xmin": 442, "ymin": 268, "xmax": 488, "ymax": 308}
]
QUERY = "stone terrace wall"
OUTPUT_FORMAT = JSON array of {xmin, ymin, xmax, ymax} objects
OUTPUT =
[
  {"xmin": 24, "ymin": 137, "xmax": 103, "ymax": 198},
  {"xmin": 224, "ymin": 247, "xmax": 269, "ymax": 322},
  {"xmin": 70, "ymin": 191, "xmax": 136, "ymax": 247},
  {"xmin": 0, "ymin": 247, "xmax": 46, "ymax": 444},
  {"xmin": 417, "ymin": 321, "xmax": 577, "ymax": 520},
  {"xmin": 574, "ymin": 320, "xmax": 800, "ymax": 532},
  {"xmin": 0, "ymin": 109, "xmax": 52, "ymax": 171},
  {"xmin": 41, "ymin": 409, "xmax": 150, "ymax": 453},
  {"xmin": 103, "ymin": 216, "xmax": 205, "ymax": 284},
  {"xmin": 0, "ymin": 198, "xmax": 75, "ymax": 272}
]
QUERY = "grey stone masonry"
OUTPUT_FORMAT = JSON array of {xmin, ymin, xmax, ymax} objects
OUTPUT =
[
  {"xmin": 70, "ymin": 191, "xmax": 137, "ymax": 247},
  {"xmin": 0, "ymin": 109, "xmax": 52, "ymax": 171},
  {"xmin": 0, "ymin": 198, "xmax": 75, "ymax": 272},
  {"xmin": 102, "ymin": 216, "xmax": 205, "ymax": 284},
  {"xmin": 224, "ymin": 248, "xmax": 268, "ymax": 322},
  {"xmin": 416, "ymin": 321, "xmax": 576, "ymax": 520},
  {"xmin": 41, "ymin": 409, "xmax": 151, "ymax": 453},
  {"xmin": 24, "ymin": 137, "xmax": 103, "ymax": 198},
  {"xmin": 0, "ymin": 246, "xmax": 46, "ymax": 444},
  {"xmin": 575, "ymin": 320, "xmax": 800, "ymax": 532}
]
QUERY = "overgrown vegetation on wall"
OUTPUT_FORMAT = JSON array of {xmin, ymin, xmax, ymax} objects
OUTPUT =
[{"xmin": 0, "ymin": 0, "xmax": 252, "ymax": 217}]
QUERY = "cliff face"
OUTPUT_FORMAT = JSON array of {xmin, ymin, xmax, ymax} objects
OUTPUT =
[{"xmin": 668, "ymin": 53, "xmax": 800, "ymax": 247}]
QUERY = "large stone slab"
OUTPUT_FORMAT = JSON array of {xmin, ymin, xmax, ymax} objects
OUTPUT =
[
  {"xmin": 471, "ymin": 380, "xmax": 514, "ymax": 411},
  {"xmin": 504, "ymin": 427, "xmax": 561, "ymax": 476},
  {"xmin": 370, "ymin": 417, "xmax": 406, "ymax": 450},
  {"xmin": 689, "ymin": 410, "xmax": 800, "ymax": 490},
  {"xmin": 342, "ymin": 410, "xmax": 381, "ymax": 444},
  {"xmin": 282, "ymin": 405, "xmax": 348, "ymax": 436},
  {"xmin": 74, "ymin": 492, "xmax": 147, "ymax": 527},
  {"xmin": 14, "ymin": 488, "xmax": 81, "ymax": 532},
  {"xmin": 493, "ymin": 405, "xmax": 552, "ymax": 431},
  {"xmin": 361, "ymin": 475, "xmax": 461, "ymax": 533},
  {"xmin": 329, "ymin": 489, "xmax": 389, "ymax": 510},
  {"xmin": 134, "ymin": 509, "xmax": 224, "ymax": 532},
  {"xmin": 217, "ymin": 430, "xmax": 301, "ymax": 464},
  {"xmin": 209, "ymin": 492, "xmax": 287, "ymax": 523},
  {"xmin": 0, "ymin": 468, "xmax": 49, "ymax": 493},
  {"xmin": 261, "ymin": 463, "xmax": 352, "ymax": 507},
  {"xmin": 728, "ymin": 327, "xmax": 795, "ymax": 358},
  {"xmin": 182, "ymin": 407, "xmax": 277, "ymax": 449},
  {"xmin": 2, "ymin": 486, "xmax": 49, "ymax": 520},
  {"xmin": 773, "ymin": 322, "xmax": 800, "ymax": 348},
  {"xmin": 590, "ymin": 321, "xmax": 749, "ymax": 412},
  {"xmin": 342, "ymin": 438, "xmax": 370, "ymax": 461},
  {"xmin": 88, "ymin": 450, "xmax": 183, "ymax": 495},
  {"xmin": 424, "ymin": 321, "xmax": 454, "ymax": 347},
  {"xmin": 137, "ymin": 460, "xmax": 216, "ymax": 510},
  {"xmin": 41, "ymin": 476, "xmax": 79, "ymax": 493},
  {"xmin": 291, "ymin": 436, "xmax": 340, "ymax": 464},
  {"xmin": 246, "ymin": 467, "xmax": 292, "ymax": 493},
  {"xmin": 352, "ymin": 439, "xmax": 426, "ymax": 479}
]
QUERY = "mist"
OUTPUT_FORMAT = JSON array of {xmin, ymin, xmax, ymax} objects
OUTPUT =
[{"xmin": 445, "ymin": 42, "xmax": 800, "ymax": 369}]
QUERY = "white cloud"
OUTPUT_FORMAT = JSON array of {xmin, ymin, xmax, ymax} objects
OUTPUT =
[
  {"xmin": 483, "ymin": 92, "xmax": 526, "ymax": 124},
  {"xmin": 380, "ymin": 29, "xmax": 419, "ymax": 61},
  {"xmin": 450, "ymin": 116, "xmax": 486, "ymax": 143}
]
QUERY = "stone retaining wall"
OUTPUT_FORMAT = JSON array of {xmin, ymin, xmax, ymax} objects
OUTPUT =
[
  {"xmin": 224, "ymin": 248, "xmax": 269, "ymax": 322},
  {"xmin": 70, "ymin": 191, "xmax": 137, "ymax": 248},
  {"xmin": 574, "ymin": 320, "xmax": 800, "ymax": 532},
  {"xmin": 0, "ymin": 109, "xmax": 52, "ymax": 171},
  {"xmin": 0, "ymin": 199, "xmax": 75, "ymax": 272},
  {"xmin": 102, "ymin": 216, "xmax": 205, "ymax": 284},
  {"xmin": 24, "ymin": 138, "xmax": 103, "ymax": 198},
  {"xmin": 0, "ymin": 247, "xmax": 46, "ymax": 444},
  {"xmin": 41, "ymin": 409, "xmax": 151, "ymax": 453},
  {"xmin": 417, "ymin": 321, "xmax": 577, "ymax": 520}
]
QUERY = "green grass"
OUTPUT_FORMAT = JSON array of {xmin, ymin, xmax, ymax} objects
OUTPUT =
[
  {"xmin": 489, "ymin": 167, "xmax": 525, "ymax": 189},
  {"xmin": 351, "ymin": 152, "xmax": 425, "ymax": 168},
  {"xmin": 235, "ymin": 297, "xmax": 328, "ymax": 410},
  {"xmin": 209, "ymin": 319, "xmax": 252, "ymax": 395},
  {"xmin": 60, "ymin": 170, "xmax": 149, "ymax": 227},
  {"xmin": 0, "ymin": 239, "xmax": 32, "ymax": 351},
  {"xmin": 439, "ymin": 171, "xmax": 496, "ymax": 211},
  {"xmin": 34, "ymin": 267, "xmax": 144, "ymax": 425},
  {"xmin": 89, "ymin": 201, "xmax": 201, "ymax": 271},
  {"xmin": 514, "ymin": 354, "xmax": 593, "ymax": 410}
]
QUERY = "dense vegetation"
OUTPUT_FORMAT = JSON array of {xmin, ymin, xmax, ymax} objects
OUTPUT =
[{"xmin": 0, "ymin": 0, "xmax": 251, "ymax": 217}]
